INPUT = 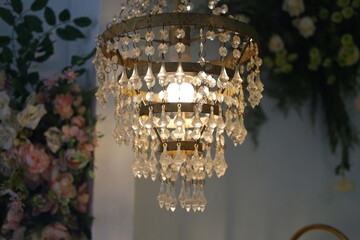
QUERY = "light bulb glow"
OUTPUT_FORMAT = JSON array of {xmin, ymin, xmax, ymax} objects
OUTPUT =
[{"xmin": 167, "ymin": 82, "xmax": 194, "ymax": 103}]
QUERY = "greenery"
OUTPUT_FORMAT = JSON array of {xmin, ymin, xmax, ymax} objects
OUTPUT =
[
  {"xmin": 226, "ymin": 0, "xmax": 360, "ymax": 175},
  {"xmin": 0, "ymin": 0, "xmax": 96, "ymax": 239}
]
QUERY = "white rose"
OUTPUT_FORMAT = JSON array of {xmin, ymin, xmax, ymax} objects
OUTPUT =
[
  {"xmin": 17, "ymin": 104, "xmax": 47, "ymax": 130},
  {"xmin": 44, "ymin": 127, "xmax": 62, "ymax": 153},
  {"xmin": 268, "ymin": 34, "xmax": 285, "ymax": 53},
  {"xmin": 282, "ymin": 0, "xmax": 305, "ymax": 17},
  {"xmin": 0, "ymin": 124, "xmax": 16, "ymax": 150},
  {"xmin": 0, "ymin": 91, "xmax": 11, "ymax": 119},
  {"xmin": 293, "ymin": 16, "xmax": 316, "ymax": 38}
]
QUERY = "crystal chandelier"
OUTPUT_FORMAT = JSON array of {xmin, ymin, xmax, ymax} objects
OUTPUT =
[{"xmin": 93, "ymin": 0, "xmax": 263, "ymax": 212}]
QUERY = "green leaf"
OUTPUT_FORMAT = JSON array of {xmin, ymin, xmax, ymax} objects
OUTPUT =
[
  {"xmin": 71, "ymin": 55, "xmax": 82, "ymax": 65},
  {"xmin": 30, "ymin": 0, "xmax": 48, "ymax": 11},
  {"xmin": 71, "ymin": 48, "xmax": 96, "ymax": 67},
  {"xmin": 28, "ymin": 72, "xmax": 39, "ymax": 84},
  {"xmin": 0, "ymin": 36, "xmax": 11, "ymax": 47},
  {"xmin": 88, "ymin": 169, "xmax": 95, "ymax": 178},
  {"xmin": 24, "ymin": 15, "xmax": 43, "ymax": 33},
  {"xmin": 56, "ymin": 25, "xmax": 85, "ymax": 41},
  {"xmin": 14, "ymin": 23, "xmax": 33, "ymax": 45},
  {"xmin": 73, "ymin": 17, "xmax": 91, "ymax": 27},
  {"xmin": 0, "ymin": 7, "xmax": 15, "ymax": 25},
  {"xmin": 2, "ymin": 47, "xmax": 13, "ymax": 63},
  {"xmin": 44, "ymin": 7, "xmax": 56, "ymax": 25},
  {"xmin": 59, "ymin": 9, "xmax": 70, "ymax": 22},
  {"xmin": 35, "ymin": 34, "xmax": 54, "ymax": 62},
  {"xmin": 11, "ymin": 0, "xmax": 23, "ymax": 13}
]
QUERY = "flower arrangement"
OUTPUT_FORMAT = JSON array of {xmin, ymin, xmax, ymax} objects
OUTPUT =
[
  {"xmin": 0, "ymin": 0, "xmax": 97, "ymax": 239},
  {"xmin": 0, "ymin": 69, "xmax": 97, "ymax": 239},
  {"xmin": 226, "ymin": 0, "xmax": 360, "ymax": 175}
]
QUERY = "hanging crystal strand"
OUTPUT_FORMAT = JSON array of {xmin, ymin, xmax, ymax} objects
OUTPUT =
[
  {"xmin": 159, "ymin": 143, "xmax": 171, "ymax": 180},
  {"xmin": 178, "ymin": 177, "xmax": 187, "ymax": 209},
  {"xmin": 204, "ymin": 146, "xmax": 213, "ymax": 177},
  {"xmin": 130, "ymin": 30, "xmax": 142, "ymax": 90},
  {"xmin": 169, "ymin": 181, "xmax": 177, "ymax": 212},
  {"xmin": 175, "ymin": 27, "xmax": 186, "ymax": 84},
  {"xmin": 120, "ymin": 34, "xmax": 130, "ymax": 62},
  {"xmin": 131, "ymin": 151, "xmax": 142, "ymax": 178},
  {"xmin": 144, "ymin": 27, "xmax": 156, "ymax": 103},
  {"xmin": 144, "ymin": 106, "xmax": 155, "ymax": 135},
  {"xmin": 217, "ymin": 31, "xmax": 230, "ymax": 89},
  {"xmin": 173, "ymin": 142, "xmax": 185, "ymax": 172},
  {"xmin": 158, "ymin": 105, "xmax": 170, "ymax": 140},
  {"xmin": 147, "ymin": 138, "xmax": 159, "ymax": 181},
  {"xmin": 213, "ymin": 147, "xmax": 227, "ymax": 178},
  {"xmin": 198, "ymin": 181, "xmax": 207, "ymax": 212},
  {"xmin": 172, "ymin": 104, "xmax": 185, "ymax": 140},
  {"xmin": 192, "ymin": 181, "xmax": 200, "ymax": 212},
  {"xmin": 157, "ymin": 180, "xmax": 166, "ymax": 208},
  {"xmin": 191, "ymin": 104, "xmax": 202, "ymax": 140},
  {"xmin": 225, "ymin": 108, "xmax": 234, "ymax": 136}
]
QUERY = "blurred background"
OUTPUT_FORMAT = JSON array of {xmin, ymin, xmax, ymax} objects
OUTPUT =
[{"xmin": 1, "ymin": 0, "xmax": 360, "ymax": 240}]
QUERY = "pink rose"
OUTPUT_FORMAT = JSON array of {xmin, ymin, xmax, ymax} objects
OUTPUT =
[
  {"xmin": 54, "ymin": 94, "xmax": 73, "ymax": 120},
  {"xmin": 76, "ymin": 106, "xmax": 86, "ymax": 115},
  {"xmin": 64, "ymin": 149, "xmax": 80, "ymax": 169},
  {"xmin": 33, "ymin": 194, "xmax": 58, "ymax": 216},
  {"xmin": 2, "ymin": 198, "xmax": 24, "ymax": 231},
  {"xmin": 61, "ymin": 125, "xmax": 79, "ymax": 142},
  {"xmin": 61, "ymin": 125, "xmax": 86, "ymax": 143},
  {"xmin": 41, "ymin": 222, "xmax": 71, "ymax": 240},
  {"xmin": 16, "ymin": 143, "xmax": 34, "ymax": 162},
  {"xmin": 50, "ymin": 172, "xmax": 77, "ymax": 199},
  {"xmin": 71, "ymin": 116, "xmax": 85, "ymax": 127},
  {"xmin": 75, "ymin": 183, "xmax": 90, "ymax": 213},
  {"xmin": 64, "ymin": 149, "xmax": 90, "ymax": 169},
  {"xmin": 61, "ymin": 68, "xmax": 77, "ymax": 83},
  {"xmin": 43, "ymin": 77, "xmax": 58, "ymax": 89},
  {"xmin": 24, "ymin": 147, "xmax": 50, "ymax": 174},
  {"xmin": 36, "ymin": 92, "xmax": 50, "ymax": 104},
  {"xmin": 80, "ymin": 143, "xmax": 94, "ymax": 154}
]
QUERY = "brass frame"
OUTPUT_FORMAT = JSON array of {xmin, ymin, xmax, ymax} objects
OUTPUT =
[
  {"xmin": 291, "ymin": 224, "xmax": 349, "ymax": 240},
  {"xmin": 139, "ymin": 102, "xmax": 220, "ymax": 116},
  {"xmin": 160, "ymin": 140, "xmax": 202, "ymax": 153},
  {"xmin": 102, "ymin": 13, "xmax": 259, "ymax": 43},
  {"xmin": 126, "ymin": 62, "xmax": 234, "ymax": 77}
]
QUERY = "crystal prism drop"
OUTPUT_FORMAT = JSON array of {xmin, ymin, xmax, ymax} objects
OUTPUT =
[
  {"xmin": 232, "ymin": 65, "xmax": 243, "ymax": 87},
  {"xmin": 157, "ymin": 62, "xmax": 168, "ymax": 86},
  {"xmin": 175, "ymin": 62, "xmax": 185, "ymax": 84},
  {"xmin": 219, "ymin": 65, "xmax": 230, "ymax": 82},
  {"xmin": 118, "ymin": 69, "xmax": 129, "ymax": 89},
  {"xmin": 144, "ymin": 63, "xmax": 156, "ymax": 89}
]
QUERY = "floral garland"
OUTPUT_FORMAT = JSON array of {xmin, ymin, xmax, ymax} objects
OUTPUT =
[
  {"xmin": 0, "ymin": 70, "xmax": 97, "ymax": 239},
  {"xmin": 0, "ymin": 0, "xmax": 96, "ymax": 238},
  {"xmin": 225, "ymin": 0, "xmax": 360, "ymax": 175}
]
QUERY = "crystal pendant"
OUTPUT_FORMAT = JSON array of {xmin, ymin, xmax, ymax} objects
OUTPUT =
[
  {"xmin": 213, "ymin": 150, "xmax": 227, "ymax": 178},
  {"xmin": 204, "ymin": 148, "xmax": 213, "ymax": 177},
  {"xmin": 175, "ymin": 62, "xmax": 185, "ymax": 84},
  {"xmin": 232, "ymin": 65, "xmax": 243, "ymax": 87},
  {"xmin": 109, "ymin": 73, "xmax": 118, "ymax": 96},
  {"xmin": 129, "ymin": 64, "xmax": 142, "ymax": 89},
  {"xmin": 118, "ymin": 69, "xmax": 129, "ymax": 90},
  {"xmin": 144, "ymin": 63, "xmax": 156, "ymax": 89},
  {"xmin": 174, "ymin": 105, "xmax": 185, "ymax": 127},
  {"xmin": 148, "ymin": 150, "xmax": 158, "ymax": 181},
  {"xmin": 157, "ymin": 62, "xmax": 168, "ymax": 86},
  {"xmin": 157, "ymin": 182, "xmax": 166, "ymax": 208},
  {"xmin": 218, "ymin": 65, "xmax": 230, "ymax": 82}
]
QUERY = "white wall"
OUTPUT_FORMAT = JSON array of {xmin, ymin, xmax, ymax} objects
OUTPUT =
[
  {"xmin": 92, "ymin": 1, "xmax": 135, "ymax": 240},
  {"xmin": 133, "ymin": 96, "xmax": 360, "ymax": 240}
]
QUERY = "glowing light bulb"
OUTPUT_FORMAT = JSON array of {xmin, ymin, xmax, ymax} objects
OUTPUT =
[{"xmin": 166, "ymin": 82, "xmax": 194, "ymax": 103}]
